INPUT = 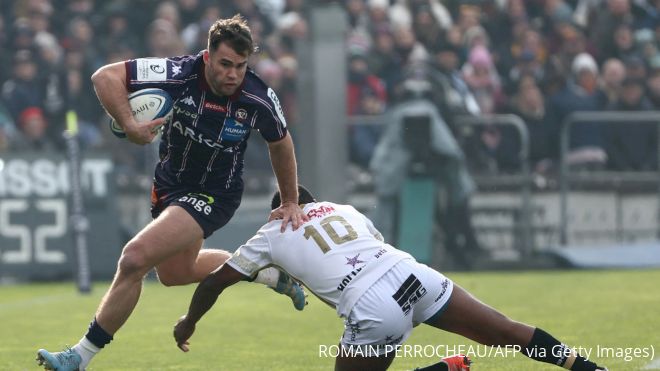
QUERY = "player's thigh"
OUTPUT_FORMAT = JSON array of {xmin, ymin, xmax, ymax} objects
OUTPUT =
[
  {"xmin": 127, "ymin": 205, "xmax": 204, "ymax": 267},
  {"xmin": 335, "ymin": 349, "xmax": 395, "ymax": 371},
  {"xmin": 154, "ymin": 237, "xmax": 203, "ymax": 276}
]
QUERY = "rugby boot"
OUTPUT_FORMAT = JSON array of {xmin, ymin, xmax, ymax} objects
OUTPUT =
[
  {"xmin": 36, "ymin": 347, "xmax": 82, "ymax": 371},
  {"xmin": 273, "ymin": 271, "xmax": 307, "ymax": 311}
]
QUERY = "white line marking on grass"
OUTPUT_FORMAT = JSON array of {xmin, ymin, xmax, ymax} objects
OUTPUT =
[{"xmin": 643, "ymin": 358, "xmax": 660, "ymax": 370}]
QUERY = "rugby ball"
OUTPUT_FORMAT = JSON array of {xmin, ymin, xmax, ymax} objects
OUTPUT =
[{"xmin": 109, "ymin": 88, "xmax": 173, "ymax": 139}]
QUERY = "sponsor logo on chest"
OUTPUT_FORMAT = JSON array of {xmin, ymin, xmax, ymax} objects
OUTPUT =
[{"xmin": 220, "ymin": 118, "xmax": 250, "ymax": 142}]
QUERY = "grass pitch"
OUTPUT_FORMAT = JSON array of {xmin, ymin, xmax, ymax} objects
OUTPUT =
[{"xmin": 1, "ymin": 269, "xmax": 659, "ymax": 370}]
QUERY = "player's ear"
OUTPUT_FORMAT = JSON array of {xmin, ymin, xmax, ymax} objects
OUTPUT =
[{"xmin": 203, "ymin": 50, "xmax": 209, "ymax": 63}]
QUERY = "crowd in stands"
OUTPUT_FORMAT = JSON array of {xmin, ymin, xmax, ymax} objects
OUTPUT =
[{"xmin": 1, "ymin": 0, "xmax": 659, "ymax": 181}]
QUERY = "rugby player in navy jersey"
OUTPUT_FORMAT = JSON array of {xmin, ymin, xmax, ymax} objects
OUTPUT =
[{"xmin": 36, "ymin": 15, "xmax": 308, "ymax": 371}]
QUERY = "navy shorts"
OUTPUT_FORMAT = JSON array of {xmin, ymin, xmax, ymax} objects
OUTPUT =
[{"xmin": 150, "ymin": 183, "xmax": 242, "ymax": 239}]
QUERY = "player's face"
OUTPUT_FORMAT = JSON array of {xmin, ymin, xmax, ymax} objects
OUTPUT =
[{"xmin": 204, "ymin": 43, "xmax": 248, "ymax": 96}]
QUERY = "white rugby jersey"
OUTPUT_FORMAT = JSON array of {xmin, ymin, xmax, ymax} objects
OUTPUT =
[{"xmin": 226, "ymin": 202, "xmax": 413, "ymax": 317}]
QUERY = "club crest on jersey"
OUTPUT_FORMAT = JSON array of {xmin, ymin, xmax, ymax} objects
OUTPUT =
[
  {"xmin": 235, "ymin": 108, "xmax": 248, "ymax": 121},
  {"xmin": 220, "ymin": 118, "xmax": 249, "ymax": 142}
]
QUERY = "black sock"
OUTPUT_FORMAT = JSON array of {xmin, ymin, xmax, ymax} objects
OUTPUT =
[
  {"xmin": 84, "ymin": 318, "xmax": 113, "ymax": 349},
  {"xmin": 414, "ymin": 362, "xmax": 448, "ymax": 371},
  {"xmin": 523, "ymin": 328, "xmax": 601, "ymax": 371}
]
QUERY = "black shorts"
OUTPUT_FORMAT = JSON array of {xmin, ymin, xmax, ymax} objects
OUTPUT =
[{"xmin": 150, "ymin": 183, "xmax": 242, "ymax": 239}]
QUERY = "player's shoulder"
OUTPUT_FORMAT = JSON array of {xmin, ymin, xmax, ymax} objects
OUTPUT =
[
  {"xmin": 127, "ymin": 52, "xmax": 202, "ymax": 82},
  {"xmin": 240, "ymin": 69, "xmax": 277, "ymax": 106},
  {"xmin": 165, "ymin": 52, "xmax": 203, "ymax": 76},
  {"xmin": 243, "ymin": 68, "xmax": 270, "ymax": 93}
]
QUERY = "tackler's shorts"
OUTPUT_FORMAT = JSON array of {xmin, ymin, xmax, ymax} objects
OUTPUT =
[
  {"xmin": 151, "ymin": 183, "xmax": 242, "ymax": 239},
  {"xmin": 340, "ymin": 259, "xmax": 454, "ymax": 355}
]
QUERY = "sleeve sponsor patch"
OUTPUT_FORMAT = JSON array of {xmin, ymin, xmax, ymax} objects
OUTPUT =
[
  {"xmin": 267, "ymin": 87, "xmax": 287, "ymax": 128},
  {"xmin": 136, "ymin": 58, "xmax": 168, "ymax": 81}
]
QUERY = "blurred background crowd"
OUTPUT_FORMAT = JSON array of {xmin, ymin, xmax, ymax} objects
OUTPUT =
[{"xmin": 1, "ymin": 0, "xmax": 660, "ymax": 184}]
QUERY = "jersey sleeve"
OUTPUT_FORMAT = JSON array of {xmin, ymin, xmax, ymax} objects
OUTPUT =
[
  {"xmin": 254, "ymin": 87, "xmax": 288, "ymax": 142},
  {"xmin": 124, "ymin": 55, "xmax": 197, "ymax": 97},
  {"xmin": 225, "ymin": 229, "xmax": 273, "ymax": 277}
]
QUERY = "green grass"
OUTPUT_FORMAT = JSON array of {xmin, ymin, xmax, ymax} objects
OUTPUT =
[{"xmin": 2, "ymin": 270, "xmax": 659, "ymax": 370}]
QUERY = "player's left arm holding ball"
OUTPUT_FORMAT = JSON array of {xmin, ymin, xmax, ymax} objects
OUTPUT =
[{"xmin": 91, "ymin": 62, "xmax": 164, "ymax": 145}]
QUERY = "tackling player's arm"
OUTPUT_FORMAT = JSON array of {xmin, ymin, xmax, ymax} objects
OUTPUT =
[
  {"xmin": 267, "ymin": 133, "xmax": 309, "ymax": 231},
  {"xmin": 91, "ymin": 62, "xmax": 163, "ymax": 145},
  {"xmin": 173, "ymin": 264, "xmax": 246, "ymax": 352}
]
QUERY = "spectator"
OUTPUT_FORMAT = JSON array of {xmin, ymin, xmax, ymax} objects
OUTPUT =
[
  {"xmin": 600, "ymin": 58, "xmax": 627, "ymax": 106},
  {"xmin": 15, "ymin": 106, "xmax": 56, "ymax": 152},
  {"xmin": 181, "ymin": 3, "xmax": 222, "ymax": 53},
  {"xmin": 427, "ymin": 42, "xmax": 480, "ymax": 135},
  {"xmin": 347, "ymin": 49, "xmax": 388, "ymax": 169},
  {"xmin": 389, "ymin": 0, "xmax": 452, "ymax": 31},
  {"xmin": 146, "ymin": 18, "xmax": 186, "ymax": 57},
  {"xmin": 608, "ymin": 23, "xmax": 638, "ymax": 61},
  {"xmin": 589, "ymin": 0, "xmax": 635, "ymax": 59},
  {"xmin": 502, "ymin": 74, "xmax": 556, "ymax": 174},
  {"xmin": 462, "ymin": 44, "xmax": 502, "ymax": 114},
  {"xmin": 366, "ymin": 0, "xmax": 390, "ymax": 35},
  {"xmin": 623, "ymin": 54, "xmax": 648, "ymax": 80},
  {"xmin": 548, "ymin": 52, "xmax": 608, "ymax": 169},
  {"xmin": 1, "ymin": 50, "xmax": 42, "ymax": 122},
  {"xmin": 391, "ymin": 25, "xmax": 429, "ymax": 69},
  {"xmin": 606, "ymin": 77, "xmax": 657, "ymax": 171},
  {"xmin": 347, "ymin": 49, "xmax": 387, "ymax": 116},
  {"xmin": 99, "ymin": 5, "xmax": 139, "ymax": 60},
  {"xmin": 412, "ymin": 4, "xmax": 444, "ymax": 50},
  {"xmin": 367, "ymin": 27, "xmax": 403, "ymax": 97},
  {"xmin": 646, "ymin": 56, "xmax": 660, "ymax": 108}
]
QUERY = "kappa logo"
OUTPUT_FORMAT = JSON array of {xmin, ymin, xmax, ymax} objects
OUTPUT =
[
  {"xmin": 171, "ymin": 64, "xmax": 182, "ymax": 77},
  {"xmin": 180, "ymin": 96, "xmax": 196, "ymax": 107},
  {"xmin": 235, "ymin": 108, "xmax": 248, "ymax": 121}
]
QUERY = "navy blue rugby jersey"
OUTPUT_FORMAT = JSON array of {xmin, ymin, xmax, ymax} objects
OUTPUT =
[{"xmin": 125, "ymin": 52, "xmax": 288, "ymax": 191}]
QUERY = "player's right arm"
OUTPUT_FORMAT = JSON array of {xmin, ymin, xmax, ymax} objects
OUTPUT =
[
  {"xmin": 173, "ymin": 264, "xmax": 247, "ymax": 352},
  {"xmin": 91, "ymin": 62, "xmax": 163, "ymax": 145}
]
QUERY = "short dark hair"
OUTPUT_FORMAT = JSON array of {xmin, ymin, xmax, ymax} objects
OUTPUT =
[
  {"xmin": 271, "ymin": 185, "xmax": 316, "ymax": 210},
  {"xmin": 207, "ymin": 14, "xmax": 255, "ymax": 55}
]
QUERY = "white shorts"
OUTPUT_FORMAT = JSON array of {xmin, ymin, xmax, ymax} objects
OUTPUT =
[{"xmin": 339, "ymin": 259, "xmax": 454, "ymax": 355}]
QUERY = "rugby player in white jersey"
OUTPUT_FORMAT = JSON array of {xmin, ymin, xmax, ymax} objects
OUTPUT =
[{"xmin": 173, "ymin": 186, "xmax": 608, "ymax": 371}]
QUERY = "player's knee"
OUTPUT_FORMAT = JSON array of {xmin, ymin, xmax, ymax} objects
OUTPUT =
[{"xmin": 117, "ymin": 241, "xmax": 152, "ymax": 278}]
